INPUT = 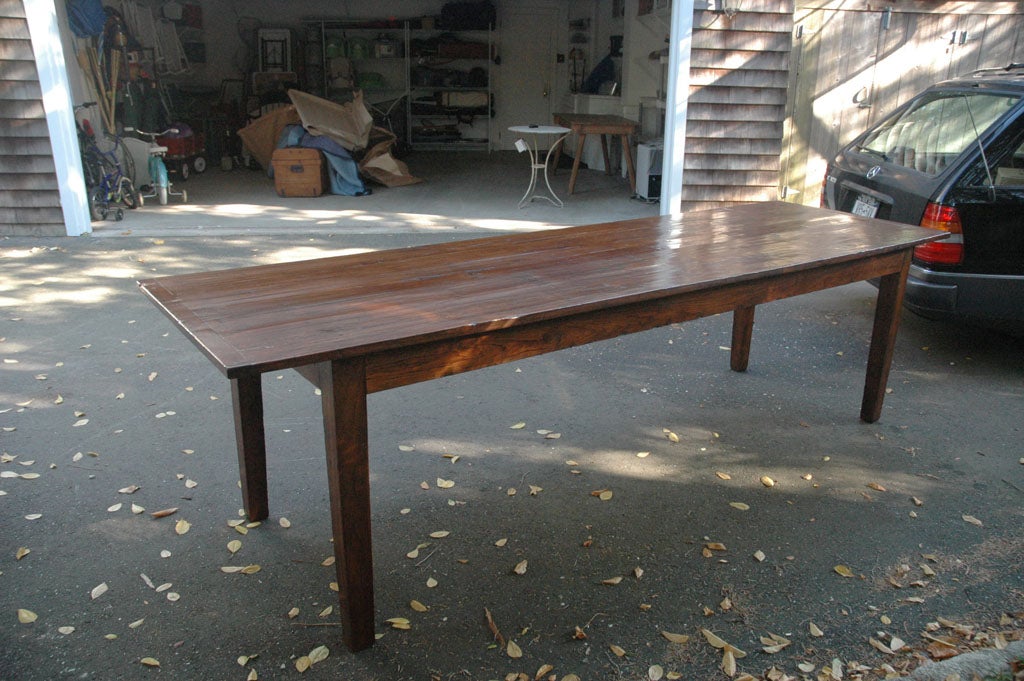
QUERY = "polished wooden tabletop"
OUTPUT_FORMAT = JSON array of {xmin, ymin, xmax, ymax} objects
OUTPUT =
[{"xmin": 139, "ymin": 202, "xmax": 942, "ymax": 379}]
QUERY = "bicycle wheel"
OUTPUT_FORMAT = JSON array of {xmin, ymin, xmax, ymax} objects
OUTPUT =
[
  {"xmin": 88, "ymin": 186, "xmax": 106, "ymax": 221},
  {"xmin": 119, "ymin": 178, "xmax": 139, "ymax": 209}
]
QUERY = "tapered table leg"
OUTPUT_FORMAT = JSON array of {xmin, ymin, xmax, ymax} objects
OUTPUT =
[
  {"xmin": 318, "ymin": 358, "xmax": 375, "ymax": 652},
  {"xmin": 231, "ymin": 374, "xmax": 268, "ymax": 521},
  {"xmin": 861, "ymin": 253, "xmax": 911, "ymax": 423},
  {"xmin": 730, "ymin": 305, "xmax": 756, "ymax": 372}
]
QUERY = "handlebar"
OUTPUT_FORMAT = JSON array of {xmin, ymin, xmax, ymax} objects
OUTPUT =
[{"xmin": 124, "ymin": 126, "xmax": 180, "ymax": 138}]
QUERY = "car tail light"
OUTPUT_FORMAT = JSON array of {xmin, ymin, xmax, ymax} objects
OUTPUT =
[{"xmin": 915, "ymin": 202, "xmax": 964, "ymax": 265}]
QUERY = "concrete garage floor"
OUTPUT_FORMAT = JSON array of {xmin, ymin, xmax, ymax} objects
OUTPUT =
[
  {"xmin": 2, "ymin": 156, "xmax": 1023, "ymax": 680},
  {"xmin": 91, "ymin": 150, "xmax": 661, "ymax": 237}
]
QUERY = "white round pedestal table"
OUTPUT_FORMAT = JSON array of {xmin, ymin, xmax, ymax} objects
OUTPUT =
[{"xmin": 508, "ymin": 125, "xmax": 571, "ymax": 208}]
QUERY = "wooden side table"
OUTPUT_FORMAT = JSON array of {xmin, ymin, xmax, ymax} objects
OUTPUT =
[{"xmin": 551, "ymin": 113, "xmax": 639, "ymax": 195}]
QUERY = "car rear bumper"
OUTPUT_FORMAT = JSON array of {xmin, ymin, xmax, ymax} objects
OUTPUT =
[{"xmin": 904, "ymin": 264, "xmax": 1024, "ymax": 324}]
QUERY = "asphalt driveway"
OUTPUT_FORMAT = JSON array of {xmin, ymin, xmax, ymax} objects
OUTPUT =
[{"xmin": 1, "ymin": 231, "xmax": 1021, "ymax": 680}]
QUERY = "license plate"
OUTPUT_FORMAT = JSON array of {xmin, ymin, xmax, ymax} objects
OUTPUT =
[{"xmin": 852, "ymin": 194, "xmax": 879, "ymax": 218}]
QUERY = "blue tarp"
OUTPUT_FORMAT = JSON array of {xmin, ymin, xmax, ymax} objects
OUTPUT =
[{"xmin": 270, "ymin": 125, "xmax": 370, "ymax": 196}]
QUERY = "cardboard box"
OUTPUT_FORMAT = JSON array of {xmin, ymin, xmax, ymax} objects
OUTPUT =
[{"xmin": 271, "ymin": 148, "xmax": 326, "ymax": 197}]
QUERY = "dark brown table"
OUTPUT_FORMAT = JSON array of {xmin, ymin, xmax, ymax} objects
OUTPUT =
[
  {"xmin": 551, "ymin": 112, "xmax": 639, "ymax": 195},
  {"xmin": 138, "ymin": 202, "xmax": 943, "ymax": 652}
]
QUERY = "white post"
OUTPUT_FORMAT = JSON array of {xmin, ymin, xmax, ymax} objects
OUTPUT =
[
  {"xmin": 660, "ymin": 0, "xmax": 693, "ymax": 216},
  {"xmin": 24, "ymin": 0, "xmax": 91, "ymax": 235}
]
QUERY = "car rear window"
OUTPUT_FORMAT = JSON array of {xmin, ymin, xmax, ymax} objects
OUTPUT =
[{"xmin": 858, "ymin": 91, "xmax": 1020, "ymax": 176}]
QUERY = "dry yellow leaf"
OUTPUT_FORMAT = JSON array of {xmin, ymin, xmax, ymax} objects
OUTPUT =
[
  {"xmin": 150, "ymin": 507, "xmax": 178, "ymax": 518},
  {"xmin": 661, "ymin": 631, "xmax": 690, "ymax": 644},
  {"xmin": 118, "ymin": 485, "xmax": 140, "ymax": 494},
  {"xmin": 240, "ymin": 564, "xmax": 261, "ymax": 574},
  {"xmin": 753, "ymin": 550, "xmax": 766, "ymax": 562},
  {"xmin": 834, "ymin": 565, "xmax": 854, "ymax": 578},
  {"xmin": 722, "ymin": 649, "xmax": 737, "ymax": 677},
  {"xmin": 705, "ymin": 542, "xmax": 727, "ymax": 551},
  {"xmin": 664, "ymin": 429, "xmax": 680, "ymax": 443},
  {"xmin": 131, "ymin": 504, "xmax": 145, "ymax": 514},
  {"xmin": 426, "ymin": 577, "xmax": 438, "ymax": 588},
  {"xmin": 15, "ymin": 547, "xmax": 29, "ymax": 560},
  {"xmin": 129, "ymin": 618, "xmax": 144, "ymax": 629},
  {"xmin": 140, "ymin": 657, "xmax": 160, "ymax": 667},
  {"xmin": 716, "ymin": 471, "xmax": 731, "ymax": 480},
  {"xmin": 234, "ymin": 525, "xmax": 248, "ymax": 535},
  {"xmin": 867, "ymin": 482, "xmax": 886, "ymax": 492},
  {"xmin": 429, "ymin": 530, "xmax": 450, "ymax": 538},
  {"xmin": 398, "ymin": 445, "xmax": 415, "ymax": 452},
  {"xmin": 406, "ymin": 547, "xmax": 420, "ymax": 559},
  {"xmin": 513, "ymin": 559, "xmax": 528, "ymax": 575},
  {"xmin": 410, "ymin": 600, "xmax": 428, "ymax": 612},
  {"xmin": 91, "ymin": 582, "xmax": 108, "ymax": 599},
  {"xmin": 174, "ymin": 519, "xmax": 191, "ymax": 535},
  {"xmin": 495, "ymin": 538, "xmax": 508, "ymax": 547},
  {"xmin": 510, "ymin": 422, "xmax": 526, "ymax": 429},
  {"xmin": 609, "ymin": 644, "xmax": 626, "ymax": 658},
  {"xmin": 58, "ymin": 626, "xmax": 75, "ymax": 635},
  {"xmin": 962, "ymin": 514, "xmax": 983, "ymax": 527},
  {"xmin": 760, "ymin": 475, "xmax": 775, "ymax": 488},
  {"xmin": 279, "ymin": 517, "xmax": 291, "ymax": 528},
  {"xmin": 227, "ymin": 540, "xmax": 242, "ymax": 554},
  {"xmin": 247, "ymin": 670, "xmax": 257, "ymax": 681},
  {"xmin": 729, "ymin": 502, "xmax": 749, "ymax": 511},
  {"xmin": 649, "ymin": 664, "xmax": 664, "ymax": 680},
  {"xmin": 505, "ymin": 639, "xmax": 523, "ymax": 658},
  {"xmin": 319, "ymin": 606, "xmax": 333, "ymax": 618},
  {"xmin": 321, "ymin": 556, "xmax": 336, "ymax": 566},
  {"xmin": 295, "ymin": 656, "xmax": 311, "ymax": 672},
  {"xmin": 720, "ymin": 597, "xmax": 732, "ymax": 611},
  {"xmin": 809, "ymin": 622, "xmax": 824, "ymax": 637},
  {"xmin": 911, "ymin": 497, "xmax": 923, "ymax": 506},
  {"xmin": 599, "ymin": 490, "xmax": 613, "ymax": 501},
  {"xmin": 529, "ymin": 485, "xmax": 543, "ymax": 496},
  {"xmin": 17, "ymin": 609, "xmax": 37, "ymax": 624},
  {"xmin": 308, "ymin": 645, "xmax": 329, "ymax": 664},
  {"xmin": 288, "ymin": 607, "xmax": 300, "ymax": 619},
  {"xmin": 437, "ymin": 478, "xmax": 455, "ymax": 489},
  {"xmin": 702, "ymin": 628, "xmax": 728, "ymax": 648},
  {"xmin": 602, "ymin": 576, "xmax": 623, "ymax": 585}
]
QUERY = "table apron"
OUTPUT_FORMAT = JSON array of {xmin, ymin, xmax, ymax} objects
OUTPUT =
[{"xmin": 293, "ymin": 249, "xmax": 909, "ymax": 395}]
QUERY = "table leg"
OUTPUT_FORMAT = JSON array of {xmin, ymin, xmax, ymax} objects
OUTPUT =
[
  {"xmin": 860, "ymin": 254, "xmax": 911, "ymax": 423},
  {"xmin": 569, "ymin": 133, "xmax": 586, "ymax": 194},
  {"xmin": 231, "ymin": 375, "xmax": 268, "ymax": 521},
  {"xmin": 621, "ymin": 134, "xmax": 637, "ymax": 192},
  {"xmin": 730, "ymin": 305, "xmax": 756, "ymax": 372},
  {"xmin": 600, "ymin": 134, "xmax": 611, "ymax": 175},
  {"xmin": 318, "ymin": 358, "xmax": 376, "ymax": 652}
]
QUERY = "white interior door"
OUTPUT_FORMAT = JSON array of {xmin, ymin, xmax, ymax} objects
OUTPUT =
[{"xmin": 496, "ymin": 5, "xmax": 561, "ymax": 149}]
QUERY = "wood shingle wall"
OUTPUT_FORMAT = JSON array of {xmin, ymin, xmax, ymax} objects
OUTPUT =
[
  {"xmin": 0, "ymin": 0, "xmax": 64, "ymax": 236},
  {"xmin": 682, "ymin": 0, "xmax": 795, "ymax": 212}
]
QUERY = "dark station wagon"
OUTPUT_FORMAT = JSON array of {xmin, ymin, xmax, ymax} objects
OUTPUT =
[{"xmin": 822, "ymin": 65, "xmax": 1024, "ymax": 330}]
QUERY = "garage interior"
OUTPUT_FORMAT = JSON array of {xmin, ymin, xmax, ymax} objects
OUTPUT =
[{"xmin": 48, "ymin": 0, "xmax": 674, "ymax": 234}]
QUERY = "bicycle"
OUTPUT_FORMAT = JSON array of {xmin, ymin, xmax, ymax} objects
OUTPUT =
[
  {"xmin": 126, "ymin": 127, "xmax": 188, "ymax": 206},
  {"xmin": 75, "ymin": 102, "xmax": 139, "ymax": 221}
]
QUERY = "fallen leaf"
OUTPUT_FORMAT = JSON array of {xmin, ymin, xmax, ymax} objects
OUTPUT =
[
  {"xmin": 636, "ymin": 451, "xmax": 650, "ymax": 458},
  {"xmin": 834, "ymin": 565, "xmax": 854, "ymax": 578},
  {"xmin": 649, "ymin": 664, "xmax": 664, "ymax": 681},
  {"xmin": 869, "ymin": 637, "xmax": 894, "ymax": 655},
  {"xmin": 410, "ymin": 600, "xmax": 428, "ymax": 612},
  {"xmin": 308, "ymin": 645, "xmax": 329, "ymax": 664},
  {"xmin": 129, "ymin": 618, "xmax": 144, "ymax": 629},
  {"xmin": 510, "ymin": 422, "xmax": 526, "ymax": 429},
  {"xmin": 131, "ymin": 504, "xmax": 145, "ymax": 514},
  {"xmin": 91, "ymin": 583, "xmax": 108, "ymax": 599},
  {"xmin": 58, "ymin": 626, "xmax": 75, "ymax": 635},
  {"xmin": 702, "ymin": 629, "xmax": 729, "ymax": 649},
  {"xmin": 798, "ymin": 662, "xmax": 815, "ymax": 673},
  {"xmin": 174, "ymin": 519, "xmax": 191, "ymax": 535},
  {"xmin": 705, "ymin": 542, "xmax": 727, "ymax": 551},
  {"xmin": 495, "ymin": 538, "xmax": 508, "ymax": 547},
  {"xmin": 809, "ymin": 622, "xmax": 824, "ymax": 637},
  {"xmin": 429, "ymin": 530, "xmax": 450, "ymax": 539},
  {"xmin": 15, "ymin": 547, "xmax": 30, "ymax": 560},
  {"xmin": 609, "ymin": 644, "xmax": 627, "ymax": 658},
  {"xmin": 118, "ymin": 485, "xmax": 140, "ymax": 494},
  {"xmin": 507, "ymin": 640, "xmax": 523, "ymax": 658},
  {"xmin": 661, "ymin": 631, "xmax": 690, "ymax": 644},
  {"xmin": 319, "ymin": 606, "xmax": 334, "ymax": 618},
  {"xmin": 398, "ymin": 445, "xmax": 415, "ymax": 452},
  {"xmin": 513, "ymin": 560, "xmax": 528, "ymax": 575},
  {"xmin": 227, "ymin": 540, "xmax": 242, "ymax": 554},
  {"xmin": 529, "ymin": 485, "xmax": 543, "ymax": 496},
  {"xmin": 598, "ymin": 489, "xmax": 613, "ymax": 501},
  {"xmin": 166, "ymin": 592, "xmax": 180, "ymax": 601},
  {"xmin": 760, "ymin": 475, "xmax": 775, "ymax": 488},
  {"xmin": 867, "ymin": 482, "xmax": 887, "ymax": 492},
  {"xmin": 426, "ymin": 577, "xmax": 438, "ymax": 588},
  {"xmin": 436, "ymin": 478, "xmax": 455, "ymax": 489},
  {"xmin": 140, "ymin": 657, "xmax": 160, "ymax": 667},
  {"xmin": 716, "ymin": 471, "xmax": 732, "ymax": 480},
  {"xmin": 151, "ymin": 507, "xmax": 178, "ymax": 518},
  {"xmin": 288, "ymin": 607, "xmax": 300, "ymax": 619},
  {"xmin": 729, "ymin": 502, "xmax": 750, "ymax": 511},
  {"xmin": 753, "ymin": 550, "xmax": 766, "ymax": 562},
  {"xmin": 962, "ymin": 514, "xmax": 983, "ymax": 527},
  {"xmin": 664, "ymin": 429, "xmax": 680, "ymax": 443},
  {"xmin": 602, "ymin": 576, "xmax": 623, "ymax": 585},
  {"xmin": 722, "ymin": 649, "xmax": 736, "ymax": 676},
  {"xmin": 107, "ymin": 503, "xmax": 123, "ymax": 513},
  {"xmin": 295, "ymin": 656, "xmax": 311, "ymax": 672},
  {"xmin": 536, "ymin": 663, "xmax": 555, "ymax": 679},
  {"xmin": 17, "ymin": 609, "xmax": 37, "ymax": 623},
  {"xmin": 279, "ymin": 517, "xmax": 291, "ymax": 528}
]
